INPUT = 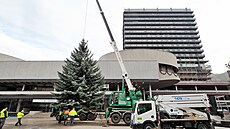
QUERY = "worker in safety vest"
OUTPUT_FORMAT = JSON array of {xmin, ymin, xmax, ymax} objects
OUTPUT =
[
  {"xmin": 69, "ymin": 108, "xmax": 77, "ymax": 126},
  {"xmin": 63, "ymin": 109, "xmax": 70, "ymax": 126},
  {"xmin": 0, "ymin": 107, "xmax": 8, "ymax": 129},
  {"xmin": 58, "ymin": 108, "xmax": 63, "ymax": 124},
  {"xmin": 15, "ymin": 110, "xmax": 24, "ymax": 126}
]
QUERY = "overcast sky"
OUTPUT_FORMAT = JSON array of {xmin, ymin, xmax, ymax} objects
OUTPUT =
[{"xmin": 0, "ymin": 0, "xmax": 229, "ymax": 74}]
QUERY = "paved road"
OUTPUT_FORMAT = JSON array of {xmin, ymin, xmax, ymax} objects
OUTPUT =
[{"xmin": 2, "ymin": 113, "xmax": 230, "ymax": 129}]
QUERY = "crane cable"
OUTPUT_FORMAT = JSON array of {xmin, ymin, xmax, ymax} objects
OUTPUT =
[{"xmin": 83, "ymin": 0, "xmax": 89, "ymax": 39}]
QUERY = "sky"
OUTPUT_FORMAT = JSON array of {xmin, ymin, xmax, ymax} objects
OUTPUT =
[{"xmin": 0, "ymin": 0, "xmax": 229, "ymax": 74}]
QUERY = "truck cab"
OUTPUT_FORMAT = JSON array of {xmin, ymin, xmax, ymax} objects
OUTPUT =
[{"xmin": 131, "ymin": 101, "xmax": 158, "ymax": 129}]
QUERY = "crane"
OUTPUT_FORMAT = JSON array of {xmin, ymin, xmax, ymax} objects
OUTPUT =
[
  {"xmin": 96, "ymin": 0, "xmax": 135, "ymax": 92},
  {"xmin": 96, "ymin": 0, "xmax": 142, "ymax": 125}
]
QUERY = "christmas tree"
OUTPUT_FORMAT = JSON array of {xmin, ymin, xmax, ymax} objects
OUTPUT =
[{"xmin": 54, "ymin": 39, "xmax": 105, "ymax": 112}]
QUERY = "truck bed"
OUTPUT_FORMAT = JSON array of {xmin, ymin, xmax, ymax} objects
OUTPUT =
[{"xmin": 161, "ymin": 117, "xmax": 209, "ymax": 122}]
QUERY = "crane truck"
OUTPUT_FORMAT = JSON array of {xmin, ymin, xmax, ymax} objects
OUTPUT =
[
  {"xmin": 96, "ymin": 0, "xmax": 142, "ymax": 125},
  {"xmin": 131, "ymin": 94, "xmax": 216, "ymax": 129}
]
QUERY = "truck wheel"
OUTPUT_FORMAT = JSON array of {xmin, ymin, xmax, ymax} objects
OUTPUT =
[
  {"xmin": 79, "ymin": 113, "xmax": 87, "ymax": 121},
  {"xmin": 143, "ymin": 123, "xmax": 155, "ymax": 129},
  {"xmin": 111, "ymin": 113, "xmax": 121, "ymax": 124},
  {"xmin": 123, "ymin": 113, "xmax": 131, "ymax": 125},
  {"xmin": 197, "ymin": 123, "xmax": 208, "ymax": 129},
  {"xmin": 87, "ymin": 112, "xmax": 97, "ymax": 120}
]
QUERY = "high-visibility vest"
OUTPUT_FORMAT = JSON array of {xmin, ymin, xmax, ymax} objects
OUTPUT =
[
  {"xmin": 69, "ymin": 110, "xmax": 77, "ymax": 116},
  {"xmin": 17, "ymin": 112, "xmax": 24, "ymax": 118},
  {"xmin": 0, "ymin": 108, "xmax": 8, "ymax": 118},
  {"xmin": 59, "ymin": 111, "xmax": 63, "ymax": 116}
]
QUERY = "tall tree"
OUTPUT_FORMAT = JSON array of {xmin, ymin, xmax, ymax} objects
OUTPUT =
[{"xmin": 54, "ymin": 39, "xmax": 105, "ymax": 112}]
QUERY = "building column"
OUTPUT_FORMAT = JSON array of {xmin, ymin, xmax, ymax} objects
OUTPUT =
[
  {"xmin": 149, "ymin": 84, "xmax": 152, "ymax": 99},
  {"xmin": 175, "ymin": 85, "xmax": 178, "ymax": 91},
  {"xmin": 16, "ymin": 84, "xmax": 26, "ymax": 112},
  {"xmin": 8, "ymin": 99, "xmax": 13, "ymax": 112},
  {"xmin": 195, "ymin": 86, "xmax": 198, "ymax": 91},
  {"xmin": 215, "ymin": 86, "xmax": 218, "ymax": 91},
  {"xmin": 16, "ymin": 99, "xmax": 22, "ymax": 112}
]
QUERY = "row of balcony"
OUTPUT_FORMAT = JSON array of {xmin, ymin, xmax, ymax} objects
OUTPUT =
[
  {"xmin": 124, "ymin": 39, "xmax": 201, "ymax": 43},
  {"xmin": 179, "ymin": 65, "xmax": 209, "ymax": 70},
  {"xmin": 179, "ymin": 72, "xmax": 211, "ymax": 76},
  {"xmin": 124, "ymin": 29, "xmax": 199, "ymax": 34},
  {"xmin": 124, "ymin": 35, "xmax": 200, "ymax": 39},
  {"xmin": 177, "ymin": 58, "xmax": 208, "ymax": 63},
  {"xmin": 124, "ymin": 17, "xmax": 195, "ymax": 21},
  {"xmin": 123, "ymin": 13, "xmax": 194, "ymax": 17},
  {"xmin": 124, "ymin": 26, "xmax": 198, "ymax": 30},
  {"xmin": 124, "ymin": 8, "xmax": 192, "ymax": 12},
  {"xmin": 178, "ymin": 70, "xmax": 211, "ymax": 74},
  {"xmin": 179, "ymin": 76, "xmax": 211, "ymax": 81},
  {"xmin": 124, "ymin": 44, "xmax": 202, "ymax": 48},
  {"xmin": 179, "ymin": 69, "xmax": 211, "ymax": 73},
  {"xmin": 159, "ymin": 48, "xmax": 204, "ymax": 53},
  {"xmin": 175, "ymin": 53, "xmax": 205, "ymax": 58},
  {"xmin": 124, "ymin": 38, "xmax": 199, "ymax": 41},
  {"xmin": 178, "ymin": 73, "xmax": 211, "ymax": 77},
  {"xmin": 178, "ymin": 63, "xmax": 206, "ymax": 68},
  {"xmin": 124, "ymin": 21, "xmax": 197, "ymax": 26}
]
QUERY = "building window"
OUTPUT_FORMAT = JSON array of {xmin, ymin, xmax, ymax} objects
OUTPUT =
[
  {"xmin": 160, "ymin": 65, "xmax": 167, "ymax": 75},
  {"xmin": 137, "ymin": 103, "xmax": 152, "ymax": 115}
]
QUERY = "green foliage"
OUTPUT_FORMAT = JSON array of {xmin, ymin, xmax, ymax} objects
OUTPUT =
[{"xmin": 54, "ymin": 39, "xmax": 105, "ymax": 111}]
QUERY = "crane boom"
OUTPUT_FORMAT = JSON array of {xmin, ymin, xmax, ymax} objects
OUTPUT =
[{"xmin": 96, "ymin": 0, "xmax": 135, "ymax": 91}]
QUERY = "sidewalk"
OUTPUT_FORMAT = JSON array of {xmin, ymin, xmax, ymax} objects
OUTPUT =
[
  {"xmin": 2, "ymin": 112, "xmax": 229, "ymax": 129},
  {"xmin": 3, "ymin": 112, "xmax": 129, "ymax": 129}
]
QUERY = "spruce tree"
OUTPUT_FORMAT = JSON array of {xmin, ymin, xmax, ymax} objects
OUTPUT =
[{"xmin": 54, "ymin": 39, "xmax": 105, "ymax": 112}]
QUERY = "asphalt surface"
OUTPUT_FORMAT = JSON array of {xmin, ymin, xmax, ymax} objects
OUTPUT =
[{"xmin": 2, "ymin": 112, "xmax": 230, "ymax": 129}]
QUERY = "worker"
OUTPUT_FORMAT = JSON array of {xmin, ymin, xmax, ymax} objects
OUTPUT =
[
  {"xmin": 58, "ymin": 108, "xmax": 63, "ymax": 124},
  {"xmin": 63, "ymin": 109, "xmax": 70, "ymax": 126},
  {"xmin": 0, "ymin": 107, "xmax": 8, "ymax": 129},
  {"xmin": 15, "ymin": 110, "xmax": 24, "ymax": 126},
  {"xmin": 69, "ymin": 107, "xmax": 77, "ymax": 126},
  {"xmin": 50, "ymin": 105, "xmax": 55, "ymax": 117},
  {"xmin": 105, "ymin": 107, "xmax": 110, "ymax": 124},
  {"xmin": 102, "ymin": 107, "xmax": 110, "ymax": 127},
  {"xmin": 115, "ymin": 97, "xmax": 118, "ymax": 104}
]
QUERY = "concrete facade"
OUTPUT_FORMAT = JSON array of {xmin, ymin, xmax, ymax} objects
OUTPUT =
[
  {"xmin": 0, "ymin": 49, "xmax": 179, "ymax": 112},
  {"xmin": 98, "ymin": 49, "xmax": 179, "ymax": 88}
]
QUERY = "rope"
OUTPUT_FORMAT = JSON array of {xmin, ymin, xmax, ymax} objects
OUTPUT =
[{"xmin": 83, "ymin": 0, "xmax": 89, "ymax": 39}]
